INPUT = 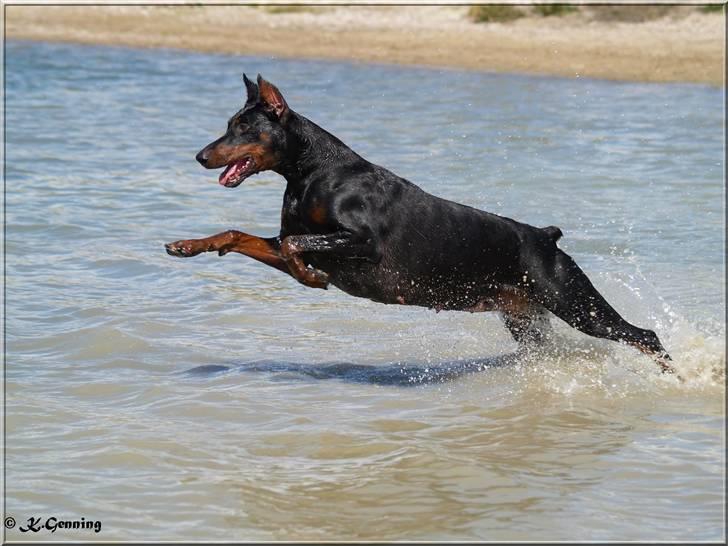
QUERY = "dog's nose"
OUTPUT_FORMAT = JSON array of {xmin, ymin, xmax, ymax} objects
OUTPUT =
[{"xmin": 196, "ymin": 148, "xmax": 209, "ymax": 167}]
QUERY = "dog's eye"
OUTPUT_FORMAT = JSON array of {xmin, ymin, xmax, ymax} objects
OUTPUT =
[{"xmin": 234, "ymin": 123, "xmax": 249, "ymax": 135}]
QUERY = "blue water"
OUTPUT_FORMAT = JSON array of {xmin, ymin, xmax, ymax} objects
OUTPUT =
[{"xmin": 5, "ymin": 40, "xmax": 725, "ymax": 541}]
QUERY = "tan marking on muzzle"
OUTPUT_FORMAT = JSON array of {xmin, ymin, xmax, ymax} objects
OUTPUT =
[{"xmin": 206, "ymin": 142, "xmax": 278, "ymax": 171}]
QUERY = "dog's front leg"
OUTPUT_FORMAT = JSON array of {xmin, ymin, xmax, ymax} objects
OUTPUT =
[
  {"xmin": 280, "ymin": 231, "xmax": 378, "ymax": 290},
  {"xmin": 165, "ymin": 230, "xmax": 290, "ymax": 275}
]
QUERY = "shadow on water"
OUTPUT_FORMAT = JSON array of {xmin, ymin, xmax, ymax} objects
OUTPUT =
[{"xmin": 183, "ymin": 353, "xmax": 521, "ymax": 386}]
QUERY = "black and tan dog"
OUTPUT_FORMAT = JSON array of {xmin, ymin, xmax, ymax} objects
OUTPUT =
[{"xmin": 166, "ymin": 75, "xmax": 675, "ymax": 375}]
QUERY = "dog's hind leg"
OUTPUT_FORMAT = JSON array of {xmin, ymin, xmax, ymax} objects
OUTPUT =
[
  {"xmin": 490, "ymin": 286, "xmax": 552, "ymax": 346},
  {"xmin": 165, "ymin": 230, "xmax": 290, "ymax": 275},
  {"xmin": 528, "ymin": 248, "xmax": 675, "ymax": 375},
  {"xmin": 501, "ymin": 305, "xmax": 552, "ymax": 346}
]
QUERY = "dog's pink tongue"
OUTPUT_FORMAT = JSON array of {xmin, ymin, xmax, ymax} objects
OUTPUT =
[{"xmin": 219, "ymin": 160, "xmax": 245, "ymax": 186}]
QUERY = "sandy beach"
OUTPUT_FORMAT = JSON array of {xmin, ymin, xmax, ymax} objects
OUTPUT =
[{"xmin": 4, "ymin": 5, "xmax": 725, "ymax": 86}]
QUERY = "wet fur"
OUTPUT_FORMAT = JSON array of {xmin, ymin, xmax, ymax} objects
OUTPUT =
[{"xmin": 166, "ymin": 74, "xmax": 675, "ymax": 376}]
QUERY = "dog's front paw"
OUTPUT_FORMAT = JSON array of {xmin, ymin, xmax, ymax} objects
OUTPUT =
[
  {"xmin": 303, "ymin": 268, "xmax": 329, "ymax": 290},
  {"xmin": 165, "ymin": 240, "xmax": 202, "ymax": 258}
]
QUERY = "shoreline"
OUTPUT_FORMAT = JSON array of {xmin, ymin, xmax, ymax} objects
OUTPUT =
[{"xmin": 5, "ymin": 5, "xmax": 725, "ymax": 86}]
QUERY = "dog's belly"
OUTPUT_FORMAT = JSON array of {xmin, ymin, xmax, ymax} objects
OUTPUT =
[{"xmin": 318, "ymin": 257, "xmax": 509, "ymax": 312}]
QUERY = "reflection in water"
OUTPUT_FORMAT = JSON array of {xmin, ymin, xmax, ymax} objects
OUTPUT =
[{"xmin": 185, "ymin": 354, "xmax": 519, "ymax": 385}]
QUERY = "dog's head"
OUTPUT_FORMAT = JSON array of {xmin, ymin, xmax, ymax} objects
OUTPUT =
[{"xmin": 195, "ymin": 74, "xmax": 290, "ymax": 187}]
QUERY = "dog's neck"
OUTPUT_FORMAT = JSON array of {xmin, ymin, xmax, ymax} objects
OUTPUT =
[{"xmin": 274, "ymin": 111, "xmax": 364, "ymax": 187}]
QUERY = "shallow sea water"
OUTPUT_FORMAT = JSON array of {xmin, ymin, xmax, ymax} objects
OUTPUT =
[{"xmin": 4, "ymin": 41, "xmax": 725, "ymax": 541}]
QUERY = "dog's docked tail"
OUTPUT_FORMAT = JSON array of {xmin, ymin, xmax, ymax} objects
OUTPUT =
[{"xmin": 541, "ymin": 225, "xmax": 563, "ymax": 242}]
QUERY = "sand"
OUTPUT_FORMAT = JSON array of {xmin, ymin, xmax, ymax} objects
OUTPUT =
[{"xmin": 4, "ymin": 5, "xmax": 724, "ymax": 86}]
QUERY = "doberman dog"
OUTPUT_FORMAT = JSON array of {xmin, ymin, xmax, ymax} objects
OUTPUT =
[{"xmin": 166, "ymin": 75, "xmax": 675, "ymax": 375}]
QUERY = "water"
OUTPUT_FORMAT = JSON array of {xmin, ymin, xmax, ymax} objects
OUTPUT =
[{"xmin": 4, "ymin": 40, "xmax": 724, "ymax": 541}]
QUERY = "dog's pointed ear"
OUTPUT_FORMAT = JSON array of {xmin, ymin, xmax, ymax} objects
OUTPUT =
[
  {"xmin": 242, "ymin": 73, "xmax": 259, "ymax": 105},
  {"xmin": 257, "ymin": 74, "xmax": 289, "ymax": 122}
]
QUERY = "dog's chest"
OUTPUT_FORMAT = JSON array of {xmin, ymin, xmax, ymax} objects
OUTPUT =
[
  {"xmin": 279, "ymin": 189, "xmax": 325, "ymax": 237},
  {"xmin": 279, "ymin": 191, "xmax": 305, "ymax": 236}
]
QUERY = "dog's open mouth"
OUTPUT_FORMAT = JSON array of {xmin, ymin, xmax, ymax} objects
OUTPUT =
[{"xmin": 218, "ymin": 157, "xmax": 256, "ymax": 187}]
